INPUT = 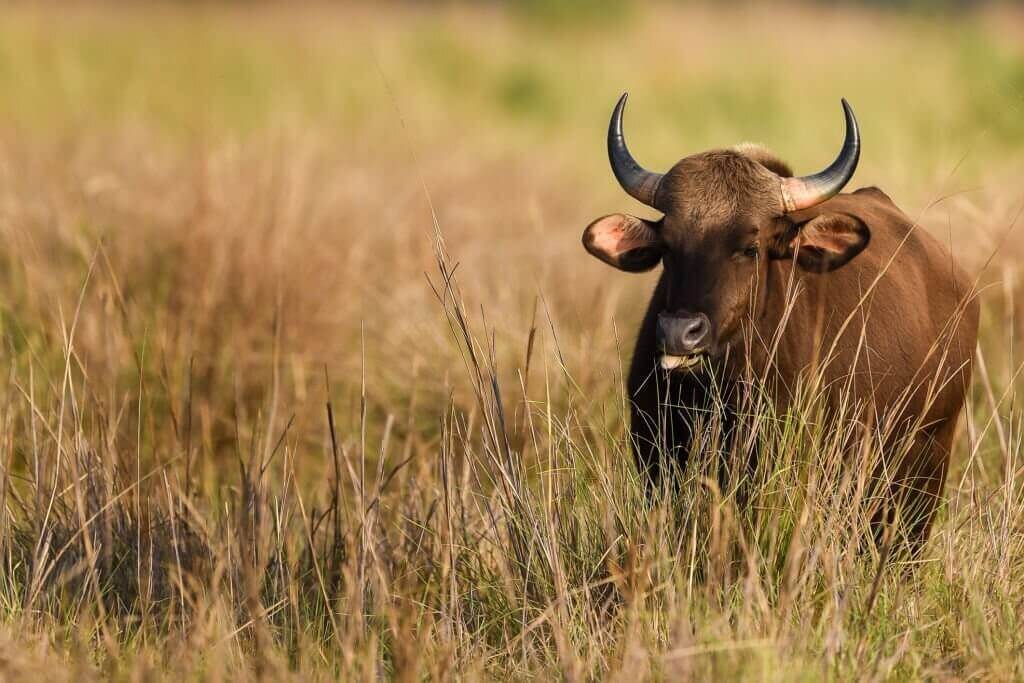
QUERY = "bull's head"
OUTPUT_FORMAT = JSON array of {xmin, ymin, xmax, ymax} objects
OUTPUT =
[{"xmin": 583, "ymin": 93, "xmax": 868, "ymax": 372}]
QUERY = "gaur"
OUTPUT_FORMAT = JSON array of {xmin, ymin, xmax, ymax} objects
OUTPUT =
[{"xmin": 582, "ymin": 94, "xmax": 978, "ymax": 549}]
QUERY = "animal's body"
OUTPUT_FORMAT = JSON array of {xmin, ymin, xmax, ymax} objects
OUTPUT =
[{"xmin": 583, "ymin": 95, "xmax": 978, "ymax": 548}]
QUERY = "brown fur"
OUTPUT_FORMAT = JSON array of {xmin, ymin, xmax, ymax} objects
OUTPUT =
[
  {"xmin": 733, "ymin": 143, "xmax": 794, "ymax": 177},
  {"xmin": 584, "ymin": 146, "xmax": 979, "ymax": 551}
]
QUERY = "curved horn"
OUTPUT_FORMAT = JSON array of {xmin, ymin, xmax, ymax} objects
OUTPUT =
[
  {"xmin": 608, "ymin": 93, "xmax": 664, "ymax": 208},
  {"xmin": 780, "ymin": 99, "xmax": 860, "ymax": 212}
]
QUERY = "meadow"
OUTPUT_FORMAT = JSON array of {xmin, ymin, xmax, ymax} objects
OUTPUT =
[{"xmin": 0, "ymin": 2, "xmax": 1021, "ymax": 680}]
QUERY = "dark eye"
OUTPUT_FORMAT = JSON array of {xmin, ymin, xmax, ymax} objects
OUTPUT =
[{"xmin": 740, "ymin": 244, "xmax": 759, "ymax": 259}]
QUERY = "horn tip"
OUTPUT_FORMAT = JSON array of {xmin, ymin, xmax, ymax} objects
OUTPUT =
[{"xmin": 840, "ymin": 98, "xmax": 857, "ymax": 122}]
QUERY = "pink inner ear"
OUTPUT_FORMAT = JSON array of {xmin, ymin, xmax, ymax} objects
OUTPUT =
[
  {"xmin": 800, "ymin": 219, "xmax": 860, "ymax": 254},
  {"xmin": 590, "ymin": 216, "xmax": 655, "ymax": 256}
]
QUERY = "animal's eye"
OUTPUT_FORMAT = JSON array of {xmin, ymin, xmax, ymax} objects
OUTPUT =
[{"xmin": 740, "ymin": 245, "xmax": 759, "ymax": 259}]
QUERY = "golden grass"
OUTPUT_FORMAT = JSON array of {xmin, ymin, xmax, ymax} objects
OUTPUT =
[{"xmin": 0, "ymin": 2, "xmax": 1020, "ymax": 680}]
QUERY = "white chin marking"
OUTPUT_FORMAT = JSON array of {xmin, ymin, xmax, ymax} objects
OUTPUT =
[{"xmin": 660, "ymin": 354, "xmax": 702, "ymax": 371}]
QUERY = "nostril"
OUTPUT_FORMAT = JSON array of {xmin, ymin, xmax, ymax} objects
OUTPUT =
[{"xmin": 682, "ymin": 317, "xmax": 708, "ymax": 345}]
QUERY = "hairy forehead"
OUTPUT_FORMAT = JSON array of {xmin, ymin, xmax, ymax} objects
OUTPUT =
[{"xmin": 655, "ymin": 150, "xmax": 779, "ymax": 230}]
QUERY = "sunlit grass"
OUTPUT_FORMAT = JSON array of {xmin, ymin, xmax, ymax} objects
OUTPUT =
[{"xmin": 0, "ymin": 2, "xmax": 1020, "ymax": 680}]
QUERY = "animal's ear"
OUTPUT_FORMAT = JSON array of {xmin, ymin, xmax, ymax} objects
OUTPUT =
[
  {"xmin": 772, "ymin": 213, "xmax": 870, "ymax": 273},
  {"xmin": 582, "ymin": 214, "xmax": 663, "ymax": 272}
]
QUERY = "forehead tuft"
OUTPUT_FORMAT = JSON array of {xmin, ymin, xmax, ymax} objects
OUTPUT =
[{"xmin": 655, "ymin": 150, "xmax": 781, "ymax": 228}]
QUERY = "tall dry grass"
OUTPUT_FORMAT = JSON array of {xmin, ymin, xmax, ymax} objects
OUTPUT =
[{"xmin": 0, "ymin": 2, "xmax": 1020, "ymax": 680}]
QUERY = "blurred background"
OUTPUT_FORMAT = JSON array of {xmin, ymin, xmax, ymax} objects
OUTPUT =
[
  {"xmin": 2, "ymin": 1, "xmax": 1019, "ymax": 437},
  {"xmin": 0, "ymin": 2, "xmax": 1021, "ymax": 678}
]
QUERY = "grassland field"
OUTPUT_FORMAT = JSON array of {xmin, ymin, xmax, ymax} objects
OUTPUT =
[{"xmin": 0, "ymin": 2, "xmax": 1021, "ymax": 680}]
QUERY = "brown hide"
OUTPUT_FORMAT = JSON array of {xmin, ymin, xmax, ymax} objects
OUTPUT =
[
  {"xmin": 747, "ymin": 187, "xmax": 977, "ymax": 433},
  {"xmin": 619, "ymin": 184, "xmax": 978, "ymax": 550},
  {"xmin": 589, "ymin": 120, "xmax": 979, "ymax": 548}
]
